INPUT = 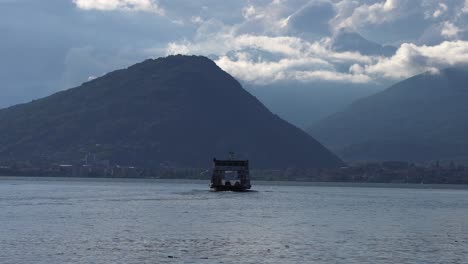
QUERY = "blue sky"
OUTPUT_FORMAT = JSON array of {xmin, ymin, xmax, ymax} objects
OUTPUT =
[{"xmin": 2, "ymin": 0, "xmax": 468, "ymax": 107}]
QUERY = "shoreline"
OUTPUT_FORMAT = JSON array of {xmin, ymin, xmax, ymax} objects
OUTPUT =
[{"xmin": 1, "ymin": 175, "xmax": 468, "ymax": 190}]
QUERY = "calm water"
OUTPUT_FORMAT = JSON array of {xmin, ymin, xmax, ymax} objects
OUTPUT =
[{"xmin": 1, "ymin": 178, "xmax": 467, "ymax": 264}]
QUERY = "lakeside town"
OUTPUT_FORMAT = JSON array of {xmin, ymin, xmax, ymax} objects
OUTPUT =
[{"xmin": 1, "ymin": 159, "xmax": 468, "ymax": 184}]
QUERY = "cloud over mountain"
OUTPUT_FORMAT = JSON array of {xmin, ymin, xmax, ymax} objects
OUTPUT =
[
  {"xmin": 159, "ymin": 0, "xmax": 468, "ymax": 86},
  {"xmin": 3, "ymin": 0, "xmax": 468, "ymax": 107},
  {"xmin": 352, "ymin": 40, "xmax": 468, "ymax": 79}
]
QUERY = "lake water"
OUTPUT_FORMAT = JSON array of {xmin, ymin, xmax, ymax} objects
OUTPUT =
[{"xmin": 1, "ymin": 177, "xmax": 467, "ymax": 264}]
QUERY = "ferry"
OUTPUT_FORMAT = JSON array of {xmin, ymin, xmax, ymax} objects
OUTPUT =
[{"xmin": 210, "ymin": 153, "xmax": 251, "ymax": 192}]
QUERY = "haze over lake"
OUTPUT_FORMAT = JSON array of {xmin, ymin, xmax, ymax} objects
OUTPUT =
[{"xmin": 1, "ymin": 177, "xmax": 467, "ymax": 264}]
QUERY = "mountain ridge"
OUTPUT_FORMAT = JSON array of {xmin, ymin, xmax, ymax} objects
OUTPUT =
[
  {"xmin": 310, "ymin": 67, "xmax": 468, "ymax": 162},
  {"xmin": 0, "ymin": 55, "xmax": 344, "ymax": 169}
]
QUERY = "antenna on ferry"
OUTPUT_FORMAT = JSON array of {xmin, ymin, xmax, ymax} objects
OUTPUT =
[{"xmin": 229, "ymin": 151, "xmax": 235, "ymax": 160}]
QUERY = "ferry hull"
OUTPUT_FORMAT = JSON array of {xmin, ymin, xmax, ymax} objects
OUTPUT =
[{"xmin": 210, "ymin": 184, "xmax": 251, "ymax": 192}]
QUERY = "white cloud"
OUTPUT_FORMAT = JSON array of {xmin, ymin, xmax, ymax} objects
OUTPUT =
[
  {"xmin": 383, "ymin": 0, "xmax": 399, "ymax": 11},
  {"xmin": 242, "ymin": 5, "xmax": 259, "ymax": 20},
  {"xmin": 333, "ymin": 0, "xmax": 403, "ymax": 31},
  {"xmin": 164, "ymin": 32, "xmax": 375, "ymax": 84},
  {"xmin": 7, "ymin": 0, "xmax": 468, "ymax": 109},
  {"xmin": 155, "ymin": 0, "xmax": 468, "ymax": 86},
  {"xmin": 355, "ymin": 41, "xmax": 468, "ymax": 79},
  {"xmin": 215, "ymin": 54, "xmax": 371, "ymax": 84},
  {"xmin": 166, "ymin": 33, "xmax": 372, "ymax": 62},
  {"xmin": 231, "ymin": 0, "xmax": 304, "ymax": 36},
  {"xmin": 441, "ymin": 21, "xmax": 460, "ymax": 39},
  {"xmin": 432, "ymin": 3, "xmax": 448, "ymax": 18},
  {"xmin": 166, "ymin": 41, "xmax": 191, "ymax": 55},
  {"xmin": 73, "ymin": 0, "xmax": 164, "ymax": 15},
  {"xmin": 164, "ymin": 26, "xmax": 468, "ymax": 85},
  {"xmin": 73, "ymin": 0, "xmax": 468, "ymax": 85}
]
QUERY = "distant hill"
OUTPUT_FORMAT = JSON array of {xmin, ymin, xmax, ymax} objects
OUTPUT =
[
  {"xmin": 0, "ymin": 55, "xmax": 343, "ymax": 169},
  {"xmin": 244, "ymin": 81, "xmax": 381, "ymax": 129},
  {"xmin": 310, "ymin": 67, "xmax": 468, "ymax": 162}
]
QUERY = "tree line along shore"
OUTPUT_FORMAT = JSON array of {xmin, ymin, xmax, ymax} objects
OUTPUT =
[{"xmin": 1, "ymin": 160, "xmax": 468, "ymax": 184}]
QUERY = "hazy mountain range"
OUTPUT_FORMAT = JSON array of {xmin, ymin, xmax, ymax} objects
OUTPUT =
[
  {"xmin": 245, "ymin": 81, "xmax": 382, "ymax": 129},
  {"xmin": 310, "ymin": 67, "xmax": 468, "ymax": 163}
]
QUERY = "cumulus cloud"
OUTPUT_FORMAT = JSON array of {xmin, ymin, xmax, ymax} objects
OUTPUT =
[
  {"xmin": 353, "ymin": 40, "xmax": 468, "ymax": 79},
  {"xmin": 165, "ymin": 23, "xmax": 468, "ymax": 85},
  {"xmin": 164, "ymin": 31, "xmax": 375, "ymax": 84},
  {"xmin": 216, "ymin": 54, "xmax": 371, "ymax": 84},
  {"xmin": 73, "ymin": 0, "xmax": 468, "ymax": 86},
  {"xmin": 73, "ymin": 0, "xmax": 164, "ymax": 15},
  {"xmin": 332, "ymin": 0, "xmax": 402, "ymax": 31},
  {"xmin": 441, "ymin": 21, "xmax": 461, "ymax": 39}
]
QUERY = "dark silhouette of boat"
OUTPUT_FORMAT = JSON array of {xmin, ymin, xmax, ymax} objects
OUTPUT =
[{"xmin": 210, "ymin": 153, "xmax": 251, "ymax": 191}]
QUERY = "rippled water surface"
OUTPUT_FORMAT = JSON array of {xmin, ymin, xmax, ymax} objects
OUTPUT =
[{"xmin": 1, "ymin": 177, "xmax": 468, "ymax": 264}]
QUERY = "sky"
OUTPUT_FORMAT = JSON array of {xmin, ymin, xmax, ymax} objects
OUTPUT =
[{"xmin": 2, "ymin": 0, "xmax": 468, "ymax": 107}]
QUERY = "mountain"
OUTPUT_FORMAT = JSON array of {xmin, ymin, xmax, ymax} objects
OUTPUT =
[
  {"xmin": 244, "ymin": 81, "xmax": 382, "ymax": 129},
  {"xmin": 310, "ymin": 67, "xmax": 468, "ymax": 162},
  {"xmin": 0, "ymin": 55, "xmax": 343, "ymax": 169},
  {"xmin": 331, "ymin": 31, "xmax": 397, "ymax": 57}
]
